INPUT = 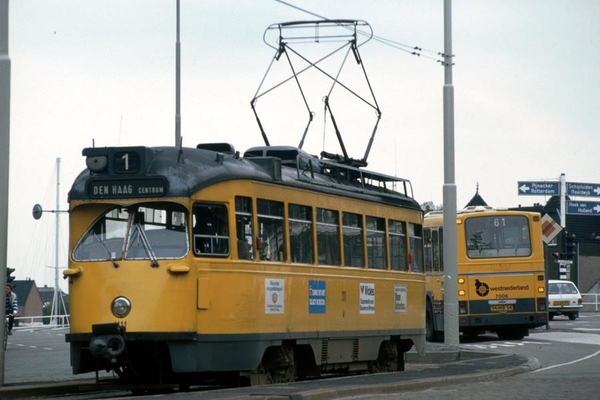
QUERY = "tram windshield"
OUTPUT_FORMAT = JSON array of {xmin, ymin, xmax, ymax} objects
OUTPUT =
[{"xmin": 73, "ymin": 203, "xmax": 189, "ymax": 263}]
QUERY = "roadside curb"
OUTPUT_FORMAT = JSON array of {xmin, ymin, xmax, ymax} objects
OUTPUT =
[
  {"xmin": 231, "ymin": 354, "xmax": 541, "ymax": 400},
  {"xmin": 0, "ymin": 352, "xmax": 539, "ymax": 400}
]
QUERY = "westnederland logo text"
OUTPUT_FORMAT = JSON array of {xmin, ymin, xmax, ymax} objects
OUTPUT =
[{"xmin": 474, "ymin": 279, "xmax": 529, "ymax": 297}]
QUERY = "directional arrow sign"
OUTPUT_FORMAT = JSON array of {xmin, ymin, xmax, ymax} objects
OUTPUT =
[
  {"xmin": 518, "ymin": 181, "xmax": 559, "ymax": 196},
  {"xmin": 567, "ymin": 200, "xmax": 600, "ymax": 216},
  {"xmin": 567, "ymin": 182, "xmax": 600, "ymax": 198}
]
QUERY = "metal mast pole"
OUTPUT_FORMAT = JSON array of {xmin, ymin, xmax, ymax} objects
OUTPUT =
[
  {"xmin": 51, "ymin": 158, "xmax": 61, "ymax": 324},
  {"xmin": 0, "ymin": 0, "xmax": 11, "ymax": 386},
  {"xmin": 175, "ymin": 0, "xmax": 181, "ymax": 147},
  {"xmin": 442, "ymin": 0, "xmax": 459, "ymax": 348}
]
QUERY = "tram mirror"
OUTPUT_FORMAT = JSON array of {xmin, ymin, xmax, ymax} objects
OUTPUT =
[{"xmin": 32, "ymin": 204, "xmax": 43, "ymax": 220}]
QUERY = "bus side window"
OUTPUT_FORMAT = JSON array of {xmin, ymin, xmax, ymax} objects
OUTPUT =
[
  {"xmin": 431, "ymin": 229, "xmax": 439, "ymax": 272},
  {"xmin": 423, "ymin": 228, "xmax": 432, "ymax": 272}
]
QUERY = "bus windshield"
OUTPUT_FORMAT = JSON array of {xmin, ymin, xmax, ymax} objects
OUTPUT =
[
  {"xmin": 465, "ymin": 215, "xmax": 531, "ymax": 259},
  {"xmin": 73, "ymin": 203, "xmax": 189, "ymax": 263}
]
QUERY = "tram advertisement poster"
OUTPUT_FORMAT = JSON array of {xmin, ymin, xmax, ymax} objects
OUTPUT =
[
  {"xmin": 265, "ymin": 278, "xmax": 285, "ymax": 314},
  {"xmin": 308, "ymin": 280, "xmax": 326, "ymax": 314},
  {"xmin": 394, "ymin": 285, "xmax": 408, "ymax": 313},
  {"xmin": 359, "ymin": 283, "xmax": 375, "ymax": 314}
]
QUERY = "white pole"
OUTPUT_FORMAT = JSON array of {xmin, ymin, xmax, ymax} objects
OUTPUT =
[
  {"xmin": 50, "ymin": 158, "xmax": 61, "ymax": 324},
  {"xmin": 560, "ymin": 173, "xmax": 566, "ymax": 228},
  {"xmin": 175, "ymin": 0, "xmax": 181, "ymax": 147},
  {"xmin": 0, "ymin": 0, "xmax": 11, "ymax": 386},
  {"xmin": 442, "ymin": 0, "xmax": 459, "ymax": 348}
]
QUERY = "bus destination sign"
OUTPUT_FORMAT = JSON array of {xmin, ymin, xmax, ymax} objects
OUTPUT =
[{"xmin": 88, "ymin": 178, "xmax": 168, "ymax": 199}]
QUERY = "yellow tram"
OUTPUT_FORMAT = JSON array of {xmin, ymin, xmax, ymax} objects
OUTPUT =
[{"xmin": 64, "ymin": 144, "xmax": 426, "ymax": 386}]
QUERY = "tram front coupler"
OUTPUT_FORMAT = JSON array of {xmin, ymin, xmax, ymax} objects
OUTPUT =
[{"xmin": 89, "ymin": 322, "xmax": 126, "ymax": 362}]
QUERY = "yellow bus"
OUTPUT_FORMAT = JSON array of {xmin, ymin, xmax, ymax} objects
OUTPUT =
[
  {"xmin": 424, "ymin": 206, "xmax": 548, "ymax": 341},
  {"xmin": 64, "ymin": 144, "xmax": 426, "ymax": 387}
]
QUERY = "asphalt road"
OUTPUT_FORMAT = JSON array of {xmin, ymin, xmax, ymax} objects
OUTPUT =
[{"xmin": 2, "ymin": 314, "xmax": 600, "ymax": 399}]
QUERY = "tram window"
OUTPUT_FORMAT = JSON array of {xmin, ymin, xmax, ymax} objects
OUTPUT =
[
  {"xmin": 235, "ymin": 196, "xmax": 254, "ymax": 260},
  {"xmin": 192, "ymin": 204, "xmax": 229, "ymax": 257},
  {"xmin": 316, "ymin": 208, "xmax": 340, "ymax": 266},
  {"xmin": 343, "ymin": 212, "xmax": 364, "ymax": 267},
  {"xmin": 257, "ymin": 199, "xmax": 285, "ymax": 261},
  {"xmin": 366, "ymin": 216, "xmax": 385, "ymax": 269},
  {"xmin": 409, "ymin": 223, "xmax": 424, "ymax": 272},
  {"xmin": 289, "ymin": 204, "xmax": 313, "ymax": 264},
  {"xmin": 423, "ymin": 228, "xmax": 432, "ymax": 272},
  {"xmin": 73, "ymin": 207, "xmax": 129, "ymax": 261},
  {"xmin": 73, "ymin": 203, "xmax": 189, "ymax": 262},
  {"xmin": 388, "ymin": 220, "xmax": 407, "ymax": 271},
  {"xmin": 126, "ymin": 205, "xmax": 188, "ymax": 260}
]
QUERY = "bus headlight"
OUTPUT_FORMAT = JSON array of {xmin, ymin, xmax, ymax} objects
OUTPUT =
[{"xmin": 111, "ymin": 297, "xmax": 131, "ymax": 318}]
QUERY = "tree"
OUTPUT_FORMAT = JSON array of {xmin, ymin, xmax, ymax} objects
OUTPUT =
[{"xmin": 421, "ymin": 201, "xmax": 443, "ymax": 213}]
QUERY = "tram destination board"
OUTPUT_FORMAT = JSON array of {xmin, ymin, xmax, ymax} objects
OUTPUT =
[{"xmin": 87, "ymin": 178, "xmax": 168, "ymax": 199}]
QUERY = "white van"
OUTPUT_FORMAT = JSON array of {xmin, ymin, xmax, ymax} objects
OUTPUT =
[{"xmin": 547, "ymin": 280, "xmax": 583, "ymax": 320}]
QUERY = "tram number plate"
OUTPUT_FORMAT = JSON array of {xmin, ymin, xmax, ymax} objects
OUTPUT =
[
  {"xmin": 490, "ymin": 305, "xmax": 514, "ymax": 311},
  {"xmin": 553, "ymin": 301, "xmax": 570, "ymax": 306}
]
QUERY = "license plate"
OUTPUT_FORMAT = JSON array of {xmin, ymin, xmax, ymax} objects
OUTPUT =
[
  {"xmin": 491, "ymin": 305, "xmax": 514, "ymax": 311},
  {"xmin": 553, "ymin": 301, "xmax": 570, "ymax": 306}
]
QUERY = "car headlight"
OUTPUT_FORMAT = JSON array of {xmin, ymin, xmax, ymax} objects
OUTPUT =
[{"xmin": 111, "ymin": 296, "xmax": 131, "ymax": 318}]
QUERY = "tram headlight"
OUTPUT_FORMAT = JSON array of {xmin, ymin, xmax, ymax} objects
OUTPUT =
[
  {"xmin": 86, "ymin": 155, "xmax": 108, "ymax": 173},
  {"xmin": 111, "ymin": 296, "xmax": 131, "ymax": 318}
]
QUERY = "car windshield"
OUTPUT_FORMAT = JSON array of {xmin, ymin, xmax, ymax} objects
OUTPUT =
[{"xmin": 73, "ymin": 203, "xmax": 189, "ymax": 263}]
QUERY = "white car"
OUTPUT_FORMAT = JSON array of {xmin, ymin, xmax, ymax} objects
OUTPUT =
[{"xmin": 547, "ymin": 279, "xmax": 583, "ymax": 320}]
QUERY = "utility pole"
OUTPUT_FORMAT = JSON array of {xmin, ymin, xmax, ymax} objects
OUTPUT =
[
  {"xmin": 442, "ymin": 0, "xmax": 459, "ymax": 349},
  {"xmin": 0, "ymin": 0, "xmax": 10, "ymax": 386},
  {"xmin": 175, "ymin": 0, "xmax": 181, "ymax": 147}
]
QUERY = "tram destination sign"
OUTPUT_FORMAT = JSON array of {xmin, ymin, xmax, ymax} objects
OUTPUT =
[
  {"xmin": 567, "ymin": 200, "xmax": 600, "ymax": 216},
  {"xmin": 567, "ymin": 182, "xmax": 600, "ymax": 197},
  {"xmin": 517, "ymin": 181, "xmax": 559, "ymax": 196},
  {"xmin": 88, "ymin": 178, "xmax": 168, "ymax": 199}
]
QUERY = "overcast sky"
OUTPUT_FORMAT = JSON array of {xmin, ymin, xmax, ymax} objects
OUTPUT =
[{"xmin": 6, "ymin": 0, "xmax": 600, "ymax": 290}]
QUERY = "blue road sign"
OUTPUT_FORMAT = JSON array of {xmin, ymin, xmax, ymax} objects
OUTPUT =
[
  {"xmin": 567, "ymin": 200, "xmax": 600, "ymax": 215},
  {"xmin": 567, "ymin": 182, "xmax": 600, "ymax": 197},
  {"xmin": 518, "ymin": 181, "xmax": 559, "ymax": 196}
]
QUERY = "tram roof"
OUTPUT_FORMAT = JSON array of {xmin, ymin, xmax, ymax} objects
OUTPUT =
[{"xmin": 69, "ymin": 144, "xmax": 420, "ymax": 210}]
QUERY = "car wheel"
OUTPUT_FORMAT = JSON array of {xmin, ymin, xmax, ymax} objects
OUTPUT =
[{"xmin": 568, "ymin": 313, "xmax": 577, "ymax": 320}]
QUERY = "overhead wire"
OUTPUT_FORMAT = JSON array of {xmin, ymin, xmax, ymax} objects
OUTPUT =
[{"xmin": 274, "ymin": 0, "xmax": 448, "ymax": 64}]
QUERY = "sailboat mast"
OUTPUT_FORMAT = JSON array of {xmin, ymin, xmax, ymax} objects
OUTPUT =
[{"xmin": 51, "ymin": 158, "xmax": 60, "ymax": 322}]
